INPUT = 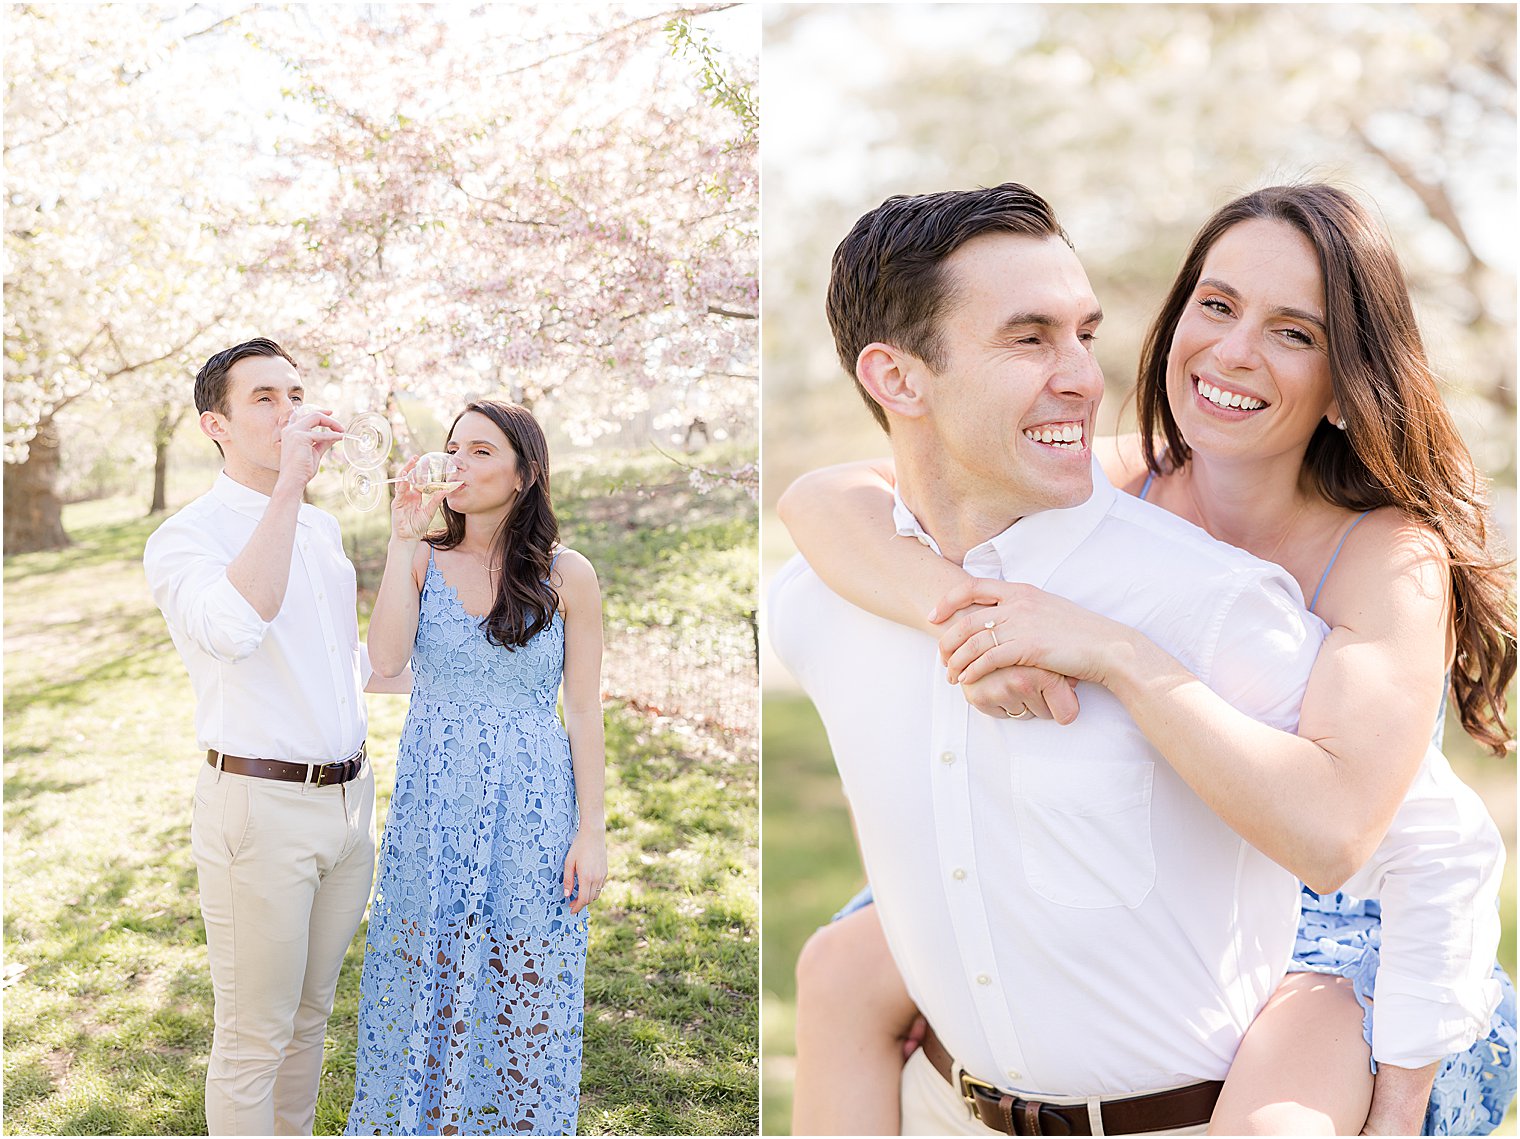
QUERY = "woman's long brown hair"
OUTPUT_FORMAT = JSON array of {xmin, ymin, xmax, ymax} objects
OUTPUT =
[
  {"xmin": 430, "ymin": 400, "xmax": 560, "ymax": 649},
  {"xmin": 1136, "ymin": 184, "xmax": 1515, "ymax": 754}
]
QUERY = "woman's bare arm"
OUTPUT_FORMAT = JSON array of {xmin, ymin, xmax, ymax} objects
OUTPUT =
[
  {"xmin": 779, "ymin": 458, "xmax": 1080, "ymax": 721},
  {"xmin": 936, "ymin": 513, "xmax": 1452, "ymax": 891},
  {"xmin": 777, "ymin": 459, "xmax": 968, "ymax": 633},
  {"xmin": 557, "ymin": 549, "xmax": 607, "ymax": 916}
]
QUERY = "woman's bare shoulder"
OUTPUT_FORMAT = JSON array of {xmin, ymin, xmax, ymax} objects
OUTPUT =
[
  {"xmin": 411, "ymin": 540, "xmax": 435, "ymax": 590},
  {"xmin": 1319, "ymin": 506, "xmax": 1450, "ymax": 625},
  {"xmin": 1094, "ymin": 432, "xmax": 1151, "ymax": 494},
  {"xmin": 551, "ymin": 547, "xmax": 598, "ymax": 588}
]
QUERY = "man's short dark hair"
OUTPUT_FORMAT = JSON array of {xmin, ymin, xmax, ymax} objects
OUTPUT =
[
  {"xmin": 194, "ymin": 338, "xmax": 297, "ymax": 417},
  {"xmin": 825, "ymin": 182, "xmax": 1071, "ymax": 431}
]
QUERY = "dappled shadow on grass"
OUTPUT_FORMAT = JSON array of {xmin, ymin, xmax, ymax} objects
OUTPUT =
[
  {"xmin": 4, "ymin": 844, "xmax": 209, "ymax": 1136},
  {"xmin": 580, "ymin": 913, "xmax": 756, "ymax": 1136},
  {"xmin": 4, "ymin": 770, "xmax": 102, "ymax": 842},
  {"xmin": 4, "ymin": 640, "xmax": 171, "ymax": 720},
  {"xmin": 574, "ymin": 704, "xmax": 758, "ymax": 1134},
  {"xmin": 3, "ymin": 770, "xmax": 93, "ymax": 803},
  {"xmin": 2, "ymin": 514, "xmax": 163, "ymax": 584}
]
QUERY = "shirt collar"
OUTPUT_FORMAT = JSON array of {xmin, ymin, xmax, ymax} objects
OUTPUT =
[
  {"xmin": 210, "ymin": 471, "xmax": 314, "ymax": 527},
  {"xmin": 892, "ymin": 458, "xmax": 1119, "ymax": 586}
]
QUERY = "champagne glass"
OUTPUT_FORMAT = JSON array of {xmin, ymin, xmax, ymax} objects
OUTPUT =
[{"xmin": 341, "ymin": 451, "xmax": 463, "ymax": 512}]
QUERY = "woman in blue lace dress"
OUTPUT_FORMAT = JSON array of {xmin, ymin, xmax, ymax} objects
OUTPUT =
[
  {"xmin": 779, "ymin": 185, "xmax": 1514, "ymax": 1134},
  {"xmin": 347, "ymin": 400, "xmax": 606, "ymax": 1136}
]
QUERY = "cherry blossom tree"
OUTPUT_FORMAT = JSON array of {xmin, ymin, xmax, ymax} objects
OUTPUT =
[
  {"xmin": 4, "ymin": 4, "xmax": 296, "ymax": 550},
  {"xmin": 250, "ymin": 3, "xmax": 756, "ymax": 468},
  {"xmin": 5, "ymin": 2, "xmax": 756, "ymax": 552}
]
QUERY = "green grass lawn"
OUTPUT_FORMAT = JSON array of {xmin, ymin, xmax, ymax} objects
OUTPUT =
[
  {"xmin": 3, "ymin": 477, "xmax": 758, "ymax": 1136},
  {"xmin": 759, "ymin": 693, "xmax": 1518, "ymax": 1136}
]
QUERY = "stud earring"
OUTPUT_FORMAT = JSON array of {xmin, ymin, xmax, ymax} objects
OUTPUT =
[{"xmin": 1335, "ymin": 417, "xmax": 1347, "ymax": 431}]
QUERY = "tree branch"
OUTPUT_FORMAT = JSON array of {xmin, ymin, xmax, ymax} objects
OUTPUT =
[{"xmin": 1348, "ymin": 121, "xmax": 1481, "ymax": 269}]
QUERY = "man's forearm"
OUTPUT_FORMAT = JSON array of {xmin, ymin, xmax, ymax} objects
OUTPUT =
[
  {"xmin": 225, "ymin": 483, "xmax": 304, "ymax": 621},
  {"xmin": 1361, "ymin": 1060, "xmax": 1438, "ymax": 1135}
]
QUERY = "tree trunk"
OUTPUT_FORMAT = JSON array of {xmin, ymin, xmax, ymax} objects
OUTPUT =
[
  {"xmin": 4, "ymin": 414, "xmax": 71, "ymax": 553},
  {"xmin": 150, "ymin": 439, "xmax": 170, "ymax": 515},
  {"xmin": 148, "ymin": 404, "xmax": 185, "ymax": 515}
]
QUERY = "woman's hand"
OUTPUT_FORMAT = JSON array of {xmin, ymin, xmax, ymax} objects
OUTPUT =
[
  {"xmin": 389, "ymin": 456, "xmax": 448, "ymax": 542},
  {"xmin": 563, "ymin": 827, "xmax": 608, "ymax": 915},
  {"xmin": 933, "ymin": 579, "xmax": 1136, "ymax": 692}
]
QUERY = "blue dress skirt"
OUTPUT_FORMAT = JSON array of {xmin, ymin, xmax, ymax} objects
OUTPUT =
[{"xmin": 347, "ymin": 556, "xmax": 586, "ymax": 1136}]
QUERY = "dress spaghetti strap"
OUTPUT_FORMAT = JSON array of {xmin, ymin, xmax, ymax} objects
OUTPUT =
[
  {"xmin": 1309, "ymin": 511, "xmax": 1373, "ymax": 613},
  {"xmin": 1138, "ymin": 471, "xmax": 1157, "ymax": 501}
]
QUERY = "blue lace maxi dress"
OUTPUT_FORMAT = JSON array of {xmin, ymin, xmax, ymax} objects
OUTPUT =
[{"xmin": 347, "ymin": 553, "xmax": 586, "ymax": 1136}]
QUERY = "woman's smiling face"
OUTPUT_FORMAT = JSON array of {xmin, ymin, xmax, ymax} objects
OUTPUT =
[{"xmin": 1165, "ymin": 217, "xmax": 1337, "ymax": 463}]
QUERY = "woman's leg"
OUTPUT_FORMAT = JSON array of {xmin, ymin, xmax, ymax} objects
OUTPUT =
[
  {"xmin": 1209, "ymin": 972, "xmax": 1375, "ymax": 1135},
  {"xmin": 793, "ymin": 904, "xmax": 920, "ymax": 1135}
]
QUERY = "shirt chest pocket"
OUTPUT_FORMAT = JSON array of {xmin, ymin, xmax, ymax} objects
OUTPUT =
[{"xmin": 1013, "ymin": 756, "xmax": 1156, "ymax": 909}]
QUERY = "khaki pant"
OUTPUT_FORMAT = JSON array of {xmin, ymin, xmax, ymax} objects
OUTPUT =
[
  {"xmin": 900, "ymin": 1050, "xmax": 1211, "ymax": 1137},
  {"xmin": 191, "ymin": 760, "xmax": 375, "ymax": 1136}
]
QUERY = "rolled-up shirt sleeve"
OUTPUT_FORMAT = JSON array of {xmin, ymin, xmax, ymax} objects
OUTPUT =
[
  {"xmin": 1201, "ymin": 569, "xmax": 1325, "ymax": 732},
  {"xmin": 144, "ymin": 523, "xmax": 270, "ymax": 663},
  {"xmin": 1339, "ymin": 754, "xmax": 1505, "ymax": 1069}
]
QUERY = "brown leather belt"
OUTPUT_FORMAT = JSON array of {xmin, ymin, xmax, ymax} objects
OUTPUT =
[
  {"xmin": 922, "ymin": 1026, "xmax": 1221, "ymax": 1135},
  {"xmin": 206, "ymin": 743, "xmax": 367, "ymax": 787}
]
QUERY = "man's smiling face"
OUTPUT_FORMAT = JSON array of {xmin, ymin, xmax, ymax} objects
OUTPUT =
[{"xmin": 917, "ymin": 231, "xmax": 1105, "ymax": 515}]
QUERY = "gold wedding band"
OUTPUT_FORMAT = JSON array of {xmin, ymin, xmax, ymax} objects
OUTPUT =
[{"xmin": 1006, "ymin": 706, "xmax": 1034, "ymax": 720}]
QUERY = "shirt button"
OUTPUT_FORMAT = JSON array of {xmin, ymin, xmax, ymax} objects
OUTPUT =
[
  {"xmin": 940, "ymin": 751, "xmax": 956, "ymax": 764},
  {"xmin": 1008, "ymin": 1070, "xmax": 1022, "ymax": 1081},
  {"xmin": 976, "ymin": 974, "xmax": 991, "ymax": 986},
  {"xmin": 952, "ymin": 868, "xmax": 967, "ymax": 881}
]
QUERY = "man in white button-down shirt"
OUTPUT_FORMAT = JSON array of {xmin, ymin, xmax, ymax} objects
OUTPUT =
[
  {"xmin": 770, "ymin": 186, "xmax": 1327, "ymax": 1135},
  {"xmin": 144, "ymin": 339, "xmax": 393, "ymax": 1136}
]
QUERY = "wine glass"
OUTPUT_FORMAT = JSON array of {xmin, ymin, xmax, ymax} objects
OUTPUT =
[
  {"xmin": 341, "ymin": 451, "xmax": 463, "ymax": 512},
  {"xmin": 340, "ymin": 410, "xmax": 392, "ymax": 470},
  {"xmin": 329, "ymin": 410, "xmax": 394, "ymax": 510}
]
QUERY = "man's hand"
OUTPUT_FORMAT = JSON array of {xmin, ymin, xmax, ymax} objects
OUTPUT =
[
  {"xmin": 275, "ymin": 407, "xmax": 345, "ymax": 492},
  {"xmin": 961, "ymin": 668, "xmax": 1081, "ymax": 723}
]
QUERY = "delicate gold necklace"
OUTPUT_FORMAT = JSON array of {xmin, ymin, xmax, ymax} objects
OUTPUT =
[
  {"xmin": 1183, "ymin": 475, "xmax": 1306, "ymax": 564},
  {"xmin": 459, "ymin": 547, "xmax": 499, "ymax": 574}
]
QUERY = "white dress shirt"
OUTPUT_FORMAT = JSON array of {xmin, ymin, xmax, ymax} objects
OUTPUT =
[
  {"xmin": 772, "ymin": 456, "xmax": 1507, "ymax": 1088},
  {"xmin": 772, "ymin": 463, "xmax": 1325, "ymax": 1098},
  {"xmin": 144, "ymin": 473, "xmax": 367, "ymax": 763}
]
